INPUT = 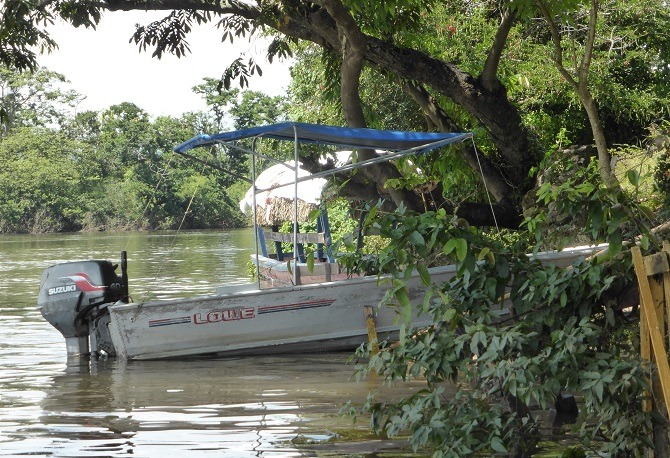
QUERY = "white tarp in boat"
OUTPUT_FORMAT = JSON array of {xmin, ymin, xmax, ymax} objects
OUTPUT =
[{"xmin": 239, "ymin": 152, "xmax": 353, "ymax": 224}]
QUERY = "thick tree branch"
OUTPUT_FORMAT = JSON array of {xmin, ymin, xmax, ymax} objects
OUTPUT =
[
  {"xmin": 401, "ymin": 80, "xmax": 515, "ymax": 203},
  {"xmin": 535, "ymin": 0, "xmax": 577, "ymax": 88},
  {"xmin": 401, "ymin": 80, "xmax": 460, "ymax": 132},
  {"xmin": 480, "ymin": 8, "xmax": 517, "ymax": 92},
  {"xmin": 315, "ymin": 0, "xmax": 367, "ymax": 129},
  {"xmin": 363, "ymin": 38, "xmax": 532, "ymax": 187},
  {"xmin": 34, "ymin": 0, "xmax": 534, "ymax": 218}
]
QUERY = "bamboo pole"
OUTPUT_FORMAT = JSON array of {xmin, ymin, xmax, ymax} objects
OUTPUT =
[{"xmin": 632, "ymin": 247, "xmax": 670, "ymax": 415}]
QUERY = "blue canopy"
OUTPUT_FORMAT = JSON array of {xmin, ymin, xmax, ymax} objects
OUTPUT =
[{"xmin": 174, "ymin": 122, "xmax": 472, "ymax": 153}]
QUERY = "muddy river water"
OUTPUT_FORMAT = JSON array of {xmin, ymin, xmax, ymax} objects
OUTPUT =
[{"xmin": 0, "ymin": 230, "xmax": 426, "ymax": 457}]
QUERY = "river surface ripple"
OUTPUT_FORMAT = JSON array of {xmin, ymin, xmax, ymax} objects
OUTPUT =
[{"xmin": 0, "ymin": 231, "xmax": 424, "ymax": 457}]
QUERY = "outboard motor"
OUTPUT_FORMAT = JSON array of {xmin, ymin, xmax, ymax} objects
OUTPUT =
[{"xmin": 38, "ymin": 252, "xmax": 129, "ymax": 357}]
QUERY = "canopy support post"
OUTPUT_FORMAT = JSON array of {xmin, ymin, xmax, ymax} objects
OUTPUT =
[
  {"xmin": 251, "ymin": 137, "xmax": 262, "ymax": 287},
  {"xmin": 293, "ymin": 126, "xmax": 300, "ymax": 286}
]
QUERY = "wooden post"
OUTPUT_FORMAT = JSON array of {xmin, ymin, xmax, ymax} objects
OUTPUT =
[
  {"xmin": 640, "ymin": 278, "xmax": 653, "ymax": 416},
  {"xmin": 632, "ymin": 247, "xmax": 670, "ymax": 417},
  {"xmin": 662, "ymin": 242, "xmax": 670, "ymax": 341},
  {"xmin": 364, "ymin": 305, "xmax": 379, "ymax": 356},
  {"xmin": 323, "ymin": 262, "xmax": 332, "ymax": 282}
]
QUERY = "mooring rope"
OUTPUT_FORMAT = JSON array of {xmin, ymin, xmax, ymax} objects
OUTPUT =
[
  {"xmin": 124, "ymin": 153, "xmax": 176, "ymax": 252},
  {"xmin": 471, "ymin": 137, "xmax": 501, "ymax": 238},
  {"xmin": 151, "ymin": 162, "xmax": 208, "ymax": 281},
  {"xmin": 120, "ymin": 153, "xmax": 205, "ymax": 295}
]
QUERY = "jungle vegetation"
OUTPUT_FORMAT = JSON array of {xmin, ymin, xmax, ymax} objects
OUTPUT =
[
  {"xmin": 0, "ymin": 68, "xmax": 290, "ymax": 232},
  {"xmin": 3, "ymin": 0, "xmax": 670, "ymax": 456}
]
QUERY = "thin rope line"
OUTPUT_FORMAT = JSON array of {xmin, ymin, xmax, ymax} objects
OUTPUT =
[
  {"xmin": 152, "ymin": 162, "xmax": 208, "ymax": 281},
  {"xmin": 174, "ymin": 165, "xmax": 206, "ymax": 240},
  {"xmin": 471, "ymin": 137, "xmax": 501, "ymax": 238},
  {"xmin": 122, "ymin": 153, "xmax": 177, "ymax": 302},
  {"xmin": 124, "ymin": 153, "xmax": 176, "ymax": 252}
]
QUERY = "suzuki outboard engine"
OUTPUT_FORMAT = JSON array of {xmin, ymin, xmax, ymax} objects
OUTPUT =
[{"xmin": 38, "ymin": 252, "xmax": 129, "ymax": 357}]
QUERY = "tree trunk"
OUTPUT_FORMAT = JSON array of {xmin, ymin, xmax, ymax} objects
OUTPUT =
[
  {"xmin": 579, "ymin": 86, "xmax": 617, "ymax": 187},
  {"xmin": 318, "ymin": 0, "xmax": 426, "ymax": 211}
]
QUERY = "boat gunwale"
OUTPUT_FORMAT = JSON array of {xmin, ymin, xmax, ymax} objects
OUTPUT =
[
  {"xmin": 108, "ymin": 262, "xmax": 459, "ymax": 313},
  {"xmin": 109, "ymin": 243, "xmax": 606, "ymax": 314}
]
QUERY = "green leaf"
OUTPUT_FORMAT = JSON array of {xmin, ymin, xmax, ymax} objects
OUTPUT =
[
  {"xmin": 477, "ymin": 247, "xmax": 491, "ymax": 261},
  {"xmin": 395, "ymin": 287, "xmax": 411, "ymax": 320},
  {"xmin": 594, "ymin": 381, "xmax": 604, "ymax": 401},
  {"xmin": 397, "ymin": 248, "xmax": 407, "ymax": 264},
  {"xmin": 470, "ymin": 331, "xmax": 480, "ymax": 355},
  {"xmin": 627, "ymin": 168, "xmax": 640, "ymax": 187},
  {"xmin": 455, "ymin": 238, "xmax": 467, "ymax": 262},
  {"xmin": 410, "ymin": 230, "xmax": 425, "ymax": 246},
  {"xmin": 307, "ymin": 208, "xmax": 321, "ymax": 221},
  {"xmin": 608, "ymin": 229, "xmax": 622, "ymax": 256},
  {"xmin": 367, "ymin": 205, "xmax": 378, "ymax": 223},
  {"xmin": 443, "ymin": 238, "xmax": 457, "ymax": 256},
  {"xmin": 307, "ymin": 252, "xmax": 314, "ymax": 273},
  {"xmin": 639, "ymin": 205, "xmax": 655, "ymax": 220},
  {"xmin": 417, "ymin": 264, "xmax": 430, "ymax": 286},
  {"xmin": 641, "ymin": 234, "xmax": 650, "ymax": 250},
  {"xmin": 496, "ymin": 256, "xmax": 510, "ymax": 278},
  {"xmin": 490, "ymin": 437, "xmax": 507, "ymax": 453},
  {"xmin": 442, "ymin": 308, "xmax": 456, "ymax": 322},
  {"xmin": 395, "ymin": 287, "xmax": 410, "ymax": 307},
  {"xmin": 576, "ymin": 182, "xmax": 595, "ymax": 194}
]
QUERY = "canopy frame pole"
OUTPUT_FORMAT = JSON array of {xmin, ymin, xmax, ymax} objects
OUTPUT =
[
  {"xmin": 293, "ymin": 126, "xmax": 300, "ymax": 285},
  {"xmin": 203, "ymin": 142, "xmax": 297, "ymax": 172},
  {"xmin": 251, "ymin": 137, "xmax": 262, "ymax": 288},
  {"xmin": 224, "ymin": 133, "xmax": 473, "ymax": 194},
  {"xmin": 174, "ymin": 133, "xmax": 474, "ymax": 196}
]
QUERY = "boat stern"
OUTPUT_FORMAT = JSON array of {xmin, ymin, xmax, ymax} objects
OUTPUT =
[{"xmin": 37, "ymin": 254, "xmax": 129, "ymax": 357}]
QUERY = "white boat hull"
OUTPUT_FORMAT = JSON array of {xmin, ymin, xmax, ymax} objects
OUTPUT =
[
  {"xmin": 106, "ymin": 243, "xmax": 607, "ymax": 360},
  {"xmin": 108, "ymin": 264, "xmax": 457, "ymax": 360}
]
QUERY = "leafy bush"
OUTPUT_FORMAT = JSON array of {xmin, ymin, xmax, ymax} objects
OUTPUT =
[
  {"xmin": 343, "ymin": 153, "xmax": 657, "ymax": 456},
  {"xmin": 0, "ymin": 127, "xmax": 92, "ymax": 233},
  {"xmin": 652, "ymin": 122, "xmax": 670, "ymax": 204}
]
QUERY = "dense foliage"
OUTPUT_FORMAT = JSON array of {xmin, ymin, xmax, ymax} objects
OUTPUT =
[
  {"xmin": 0, "ymin": 68, "xmax": 288, "ymax": 233},
  {"xmin": 3, "ymin": 0, "xmax": 670, "ymax": 224},
  {"xmin": 344, "ymin": 153, "xmax": 657, "ymax": 456}
]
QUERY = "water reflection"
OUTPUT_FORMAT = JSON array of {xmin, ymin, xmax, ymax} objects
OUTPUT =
[{"xmin": 7, "ymin": 354, "xmax": 421, "ymax": 457}]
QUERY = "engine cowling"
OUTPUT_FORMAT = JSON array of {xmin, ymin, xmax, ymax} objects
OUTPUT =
[{"xmin": 38, "ymin": 258, "xmax": 127, "ymax": 356}]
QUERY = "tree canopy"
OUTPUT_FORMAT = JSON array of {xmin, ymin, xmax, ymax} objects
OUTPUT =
[
  {"xmin": 3, "ymin": 0, "xmax": 667, "ymax": 227},
  {"xmin": 0, "ymin": 67, "xmax": 292, "ymax": 233}
]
